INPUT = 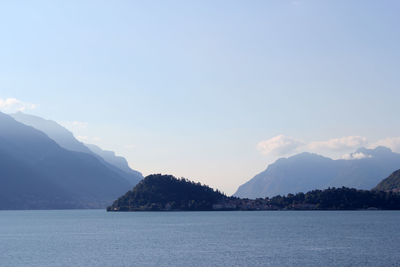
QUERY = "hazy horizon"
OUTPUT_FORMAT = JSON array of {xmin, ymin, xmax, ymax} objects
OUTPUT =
[{"xmin": 1, "ymin": 0, "xmax": 400, "ymax": 194}]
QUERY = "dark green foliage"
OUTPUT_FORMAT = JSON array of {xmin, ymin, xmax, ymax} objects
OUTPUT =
[
  {"xmin": 269, "ymin": 187, "xmax": 400, "ymax": 210},
  {"xmin": 374, "ymin": 169, "xmax": 400, "ymax": 192},
  {"xmin": 107, "ymin": 174, "xmax": 227, "ymax": 211},
  {"xmin": 108, "ymin": 174, "xmax": 400, "ymax": 212}
]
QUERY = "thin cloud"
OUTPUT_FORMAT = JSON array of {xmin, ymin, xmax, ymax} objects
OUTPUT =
[
  {"xmin": 257, "ymin": 135, "xmax": 304, "ymax": 156},
  {"xmin": 308, "ymin": 136, "xmax": 368, "ymax": 151},
  {"xmin": 341, "ymin": 152, "xmax": 372, "ymax": 160},
  {"xmin": 0, "ymin": 98, "xmax": 37, "ymax": 112},
  {"xmin": 61, "ymin": 121, "xmax": 88, "ymax": 130},
  {"xmin": 257, "ymin": 135, "xmax": 370, "ymax": 157},
  {"xmin": 370, "ymin": 137, "xmax": 400, "ymax": 153},
  {"xmin": 76, "ymin": 135, "xmax": 102, "ymax": 144},
  {"xmin": 77, "ymin": 135, "xmax": 89, "ymax": 142}
]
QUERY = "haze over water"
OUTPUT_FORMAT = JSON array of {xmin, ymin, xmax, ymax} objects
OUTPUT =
[{"xmin": 1, "ymin": 210, "xmax": 399, "ymax": 266}]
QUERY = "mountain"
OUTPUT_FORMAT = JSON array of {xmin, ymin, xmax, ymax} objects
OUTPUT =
[
  {"xmin": 11, "ymin": 111, "xmax": 92, "ymax": 154},
  {"xmin": 374, "ymin": 169, "xmax": 400, "ymax": 193},
  {"xmin": 234, "ymin": 147, "xmax": 400, "ymax": 199},
  {"xmin": 107, "ymin": 174, "xmax": 227, "ymax": 211},
  {"xmin": 85, "ymin": 144, "xmax": 142, "ymax": 185},
  {"xmin": 0, "ymin": 112, "xmax": 133, "ymax": 209},
  {"xmin": 11, "ymin": 112, "xmax": 142, "ymax": 186}
]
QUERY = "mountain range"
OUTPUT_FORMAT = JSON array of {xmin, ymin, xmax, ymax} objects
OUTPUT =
[
  {"xmin": 11, "ymin": 112, "xmax": 142, "ymax": 186},
  {"xmin": 0, "ymin": 111, "xmax": 142, "ymax": 209},
  {"xmin": 2, "ymin": 111, "xmax": 400, "ymax": 208},
  {"xmin": 234, "ymin": 147, "xmax": 400, "ymax": 199}
]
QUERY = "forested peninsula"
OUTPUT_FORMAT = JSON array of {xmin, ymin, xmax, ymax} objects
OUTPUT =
[{"xmin": 107, "ymin": 174, "xmax": 400, "ymax": 211}]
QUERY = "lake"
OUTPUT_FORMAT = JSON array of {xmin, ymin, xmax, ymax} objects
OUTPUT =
[{"xmin": 0, "ymin": 210, "xmax": 399, "ymax": 266}]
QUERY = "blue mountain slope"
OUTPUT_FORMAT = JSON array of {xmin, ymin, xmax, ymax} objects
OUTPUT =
[
  {"xmin": 11, "ymin": 111, "xmax": 92, "ymax": 154},
  {"xmin": 86, "ymin": 143, "xmax": 142, "ymax": 185},
  {"xmin": 234, "ymin": 147, "xmax": 400, "ymax": 199},
  {"xmin": 0, "ymin": 112, "xmax": 132, "ymax": 209},
  {"xmin": 11, "ymin": 112, "xmax": 142, "ymax": 186}
]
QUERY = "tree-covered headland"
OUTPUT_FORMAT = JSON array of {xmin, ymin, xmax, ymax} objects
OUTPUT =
[{"xmin": 107, "ymin": 174, "xmax": 400, "ymax": 211}]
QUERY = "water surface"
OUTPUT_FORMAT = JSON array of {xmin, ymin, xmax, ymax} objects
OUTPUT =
[{"xmin": 0, "ymin": 210, "xmax": 399, "ymax": 266}]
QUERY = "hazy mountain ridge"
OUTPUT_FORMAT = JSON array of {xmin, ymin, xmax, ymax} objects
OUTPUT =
[
  {"xmin": 0, "ymin": 112, "xmax": 133, "ymax": 209},
  {"xmin": 4, "ymin": 110, "xmax": 400, "ymax": 207},
  {"xmin": 86, "ymin": 143, "xmax": 142, "ymax": 185},
  {"xmin": 11, "ymin": 112, "xmax": 92, "ymax": 154},
  {"xmin": 11, "ymin": 112, "xmax": 142, "ymax": 186},
  {"xmin": 235, "ymin": 147, "xmax": 400, "ymax": 199}
]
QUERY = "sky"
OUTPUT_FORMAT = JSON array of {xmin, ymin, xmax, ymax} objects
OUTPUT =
[{"xmin": 1, "ymin": 0, "xmax": 400, "ymax": 194}]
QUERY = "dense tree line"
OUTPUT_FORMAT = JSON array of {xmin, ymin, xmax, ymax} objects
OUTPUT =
[
  {"xmin": 108, "ymin": 174, "xmax": 400, "ymax": 211},
  {"xmin": 107, "ymin": 174, "xmax": 227, "ymax": 211},
  {"xmin": 268, "ymin": 187, "xmax": 400, "ymax": 210}
]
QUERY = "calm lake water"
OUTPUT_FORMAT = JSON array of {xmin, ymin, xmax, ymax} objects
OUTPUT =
[{"xmin": 0, "ymin": 210, "xmax": 399, "ymax": 266}]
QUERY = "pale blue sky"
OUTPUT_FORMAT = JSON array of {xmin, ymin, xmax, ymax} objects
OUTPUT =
[{"xmin": 1, "ymin": 1, "xmax": 399, "ymax": 194}]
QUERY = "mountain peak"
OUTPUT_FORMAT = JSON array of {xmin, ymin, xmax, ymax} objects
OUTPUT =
[
  {"xmin": 356, "ymin": 146, "xmax": 393, "ymax": 156},
  {"xmin": 291, "ymin": 152, "xmax": 330, "ymax": 160},
  {"xmin": 235, "ymin": 146, "xmax": 400, "ymax": 199},
  {"xmin": 273, "ymin": 152, "xmax": 330, "ymax": 163}
]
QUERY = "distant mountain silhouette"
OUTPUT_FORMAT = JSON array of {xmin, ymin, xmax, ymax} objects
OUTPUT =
[
  {"xmin": 374, "ymin": 169, "xmax": 400, "ymax": 193},
  {"xmin": 0, "ymin": 112, "xmax": 135, "ymax": 209},
  {"xmin": 11, "ymin": 111, "xmax": 92, "ymax": 154},
  {"xmin": 86, "ymin": 144, "xmax": 142, "ymax": 185},
  {"xmin": 11, "ymin": 112, "xmax": 142, "ymax": 186},
  {"xmin": 234, "ymin": 147, "xmax": 400, "ymax": 199}
]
